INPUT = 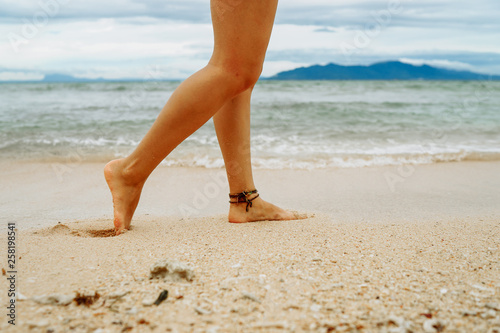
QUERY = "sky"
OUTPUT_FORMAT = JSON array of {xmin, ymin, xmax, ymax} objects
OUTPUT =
[{"xmin": 1, "ymin": 0, "xmax": 500, "ymax": 81}]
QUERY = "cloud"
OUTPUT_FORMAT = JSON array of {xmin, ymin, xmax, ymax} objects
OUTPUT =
[
  {"xmin": 275, "ymin": 0, "xmax": 500, "ymax": 30},
  {"xmin": 1, "ymin": 0, "xmax": 500, "ymax": 80},
  {"xmin": 399, "ymin": 58, "xmax": 475, "ymax": 72},
  {"xmin": 0, "ymin": 0, "xmax": 210, "ymax": 22},
  {"xmin": 397, "ymin": 53, "xmax": 500, "ymax": 75},
  {"xmin": 2, "ymin": 0, "xmax": 500, "ymax": 30},
  {"xmin": 0, "ymin": 71, "xmax": 43, "ymax": 81}
]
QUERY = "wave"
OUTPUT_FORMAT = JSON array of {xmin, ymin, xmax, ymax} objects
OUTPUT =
[
  {"xmin": 5, "ymin": 148, "xmax": 498, "ymax": 169},
  {"xmin": 158, "ymin": 151, "xmax": 500, "ymax": 169},
  {"xmin": 164, "ymin": 151, "xmax": 500, "ymax": 169}
]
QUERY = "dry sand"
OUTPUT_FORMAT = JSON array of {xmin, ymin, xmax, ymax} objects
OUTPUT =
[{"xmin": 0, "ymin": 161, "xmax": 499, "ymax": 332}]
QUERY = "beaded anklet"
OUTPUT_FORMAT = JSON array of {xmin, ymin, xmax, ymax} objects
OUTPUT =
[{"xmin": 229, "ymin": 189, "xmax": 259, "ymax": 212}]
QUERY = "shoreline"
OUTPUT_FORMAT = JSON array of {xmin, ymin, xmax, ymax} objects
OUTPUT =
[
  {"xmin": 2, "ymin": 149, "xmax": 500, "ymax": 172},
  {"xmin": 1, "ymin": 160, "xmax": 499, "ymax": 232}
]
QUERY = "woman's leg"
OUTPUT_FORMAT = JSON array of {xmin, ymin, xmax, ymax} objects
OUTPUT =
[
  {"xmin": 105, "ymin": 0, "xmax": 282, "ymax": 235},
  {"xmin": 213, "ymin": 88, "xmax": 298, "ymax": 222}
]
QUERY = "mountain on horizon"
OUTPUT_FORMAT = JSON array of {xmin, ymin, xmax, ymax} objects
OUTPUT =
[
  {"xmin": 3, "ymin": 61, "xmax": 498, "ymax": 83},
  {"xmin": 42, "ymin": 74, "xmax": 105, "ymax": 83},
  {"xmin": 38, "ymin": 74, "xmax": 174, "ymax": 83},
  {"xmin": 268, "ymin": 61, "xmax": 500, "ymax": 81}
]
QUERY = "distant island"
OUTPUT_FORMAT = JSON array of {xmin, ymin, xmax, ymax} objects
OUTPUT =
[
  {"xmin": 268, "ymin": 61, "xmax": 500, "ymax": 81},
  {"xmin": 12, "ymin": 73, "xmax": 174, "ymax": 83},
  {"xmin": 2, "ymin": 60, "xmax": 499, "ymax": 83},
  {"xmin": 41, "ymin": 74, "xmax": 107, "ymax": 83}
]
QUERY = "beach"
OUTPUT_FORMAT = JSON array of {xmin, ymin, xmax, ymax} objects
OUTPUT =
[
  {"xmin": 2, "ymin": 0, "xmax": 500, "ymax": 330},
  {"xmin": 1, "ymin": 161, "xmax": 499, "ymax": 332}
]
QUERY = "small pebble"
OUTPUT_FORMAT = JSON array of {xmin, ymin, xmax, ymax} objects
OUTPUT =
[
  {"xmin": 195, "ymin": 307, "xmax": 211, "ymax": 315},
  {"xmin": 154, "ymin": 290, "xmax": 169, "ymax": 306},
  {"xmin": 107, "ymin": 290, "xmax": 130, "ymax": 299},
  {"xmin": 481, "ymin": 310, "xmax": 497, "ymax": 319},
  {"xmin": 310, "ymin": 304, "xmax": 321, "ymax": 312},
  {"xmin": 471, "ymin": 284, "xmax": 488, "ymax": 291},
  {"xmin": 17, "ymin": 292, "xmax": 28, "ymax": 301},
  {"xmin": 93, "ymin": 329, "xmax": 110, "ymax": 333},
  {"xmin": 28, "ymin": 319, "xmax": 49, "ymax": 328},
  {"xmin": 251, "ymin": 322, "xmax": 287, "ymax": 329},
  {"xmin": 126, "ymin": 307, "xmax": 138, "ymax": 315},
  {"xmin": 32, "ymin": 294, "xmax": 75, "ymax": 306},
  {"xmin": 242, "ymin": 291, "xmax": 261, "ymax": 303},
  {"xmin": 486, "ymin": 303, "xmax": 500, "ymax": 311},
  {"xmin": 150, "ymin": 260, "xmax": 195, "ymax": 282},
  {"xmin": 142, "ymin": 298, "xmax": 156, "ymax": 307},
  {"xmin": 388, "ymin": 315, "xmax": 405, "ymax": 327},
  {"xmin": 461, "ymin": 310, "xmax": 478, "ymax": 317},
  {"xmin": 423, "ymin": 319, "xmax": 445, "ymax": 333}
]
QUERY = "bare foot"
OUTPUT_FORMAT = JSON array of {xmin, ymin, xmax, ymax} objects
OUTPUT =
[
  {"xmin": 228, "ymin": 195, "xmax": 307, "ymax": 223},
  {"xmin": 104, "ymin": 159, "xmax": 145, "ymax": 235}
]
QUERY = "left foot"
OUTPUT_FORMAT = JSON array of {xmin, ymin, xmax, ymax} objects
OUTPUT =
[
  {"xmin": 104, "ymin": 159, "xmax": 145, "ymax": 235},
  {"xmin": 228, "ymin": 195, "xmax": 306, "ymax": 223}
]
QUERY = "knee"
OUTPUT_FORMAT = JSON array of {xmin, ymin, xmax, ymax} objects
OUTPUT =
[
  {"xmin": 213, "ymin": 60, "xmax": 263, "ymax": 95},
  {"xmin": 232, "ymin": 63, "xmax": 262, "ymax": 93}
]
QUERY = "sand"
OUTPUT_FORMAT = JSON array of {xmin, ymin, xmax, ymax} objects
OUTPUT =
[{"xmin": 0, "ymin": 161, "xmax": 499, "ymax": 332}]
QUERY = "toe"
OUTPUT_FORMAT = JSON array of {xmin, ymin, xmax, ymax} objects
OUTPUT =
[
  {"xmin": 292, "ymin": 211, "xmax": 308, "ymax": 220},
  {"xmin": 115, "ymin": 228, "xmax": 127, "ymax": 236}
]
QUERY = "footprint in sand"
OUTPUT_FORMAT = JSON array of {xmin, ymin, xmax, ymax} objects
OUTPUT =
[{"xmin": 33, "ymin": 222, "xmax": 117, "ymax": 238}]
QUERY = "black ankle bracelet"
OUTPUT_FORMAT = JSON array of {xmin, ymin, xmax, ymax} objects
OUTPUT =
[{"xmin": 229, "ymin": 189, "xmax": 259, "ymax": 212}]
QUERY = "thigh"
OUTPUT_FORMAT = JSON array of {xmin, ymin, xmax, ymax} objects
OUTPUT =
[{"xmin": 210, "ymin": 0, "xmax": 279, "ymax": 69}]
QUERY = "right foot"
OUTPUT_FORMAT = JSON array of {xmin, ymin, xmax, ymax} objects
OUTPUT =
[
  {"xmin": 104, "ymin": 159, "xmax": 145, "ymax": 235},
  {"xmin": 228, "ymin": 195, "xmax": 307, "ymax": 223}
]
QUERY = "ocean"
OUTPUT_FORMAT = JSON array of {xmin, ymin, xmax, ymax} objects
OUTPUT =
[{"xmin": 1, "ymin": 80, "xmax": 499, "ymax": 169}]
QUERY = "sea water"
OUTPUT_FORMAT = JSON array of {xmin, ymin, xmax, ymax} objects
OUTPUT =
[{"xmin": 1, "ymin": 80, "xmax": 499, "ymax": 169}]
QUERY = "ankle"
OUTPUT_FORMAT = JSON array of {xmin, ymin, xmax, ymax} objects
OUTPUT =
[
  {"xmin": 119, "ymin": 160, "xmax": 147, "ymax": 186},
  {"xmin": 229, "ymin": 189, "xmax": 260, "ymax": 212}
]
